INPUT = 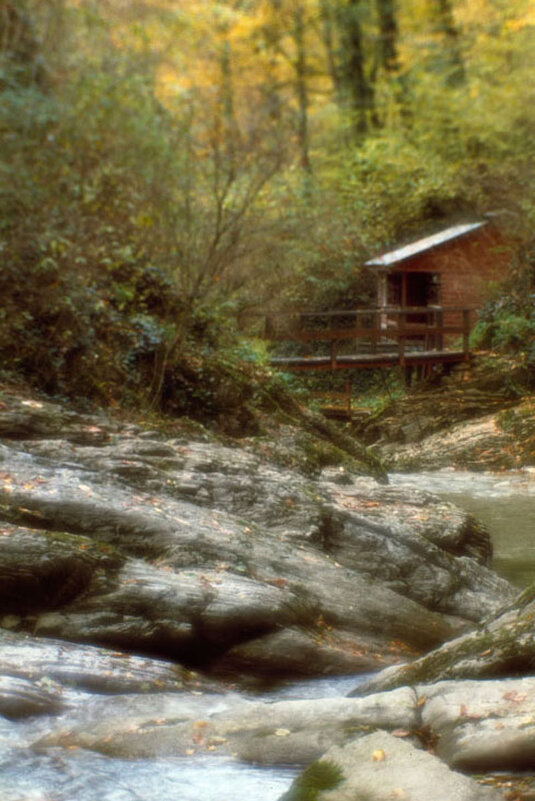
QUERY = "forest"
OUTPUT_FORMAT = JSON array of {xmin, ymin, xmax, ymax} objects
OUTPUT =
[
  {"xmin": 3, "ymin": 8, "xmax": 535, "ymax": 798},
  {"xmin": 1, "ymin": 0, "xmax": 535, "ymax": 416}
]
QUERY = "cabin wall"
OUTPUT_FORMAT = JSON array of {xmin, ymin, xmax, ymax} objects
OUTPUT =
[{"xmin": 393, "ymin": 226, "xmax": 511, "ymax": 310}]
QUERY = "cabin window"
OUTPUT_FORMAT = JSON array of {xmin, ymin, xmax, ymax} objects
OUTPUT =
[
  {"xmin": 406, "ymin": 272, "xmax": 440, "ymax": 307},
  {"xmin": 386, "ymin": 271, "xmax": 440, "ymax": 308}
]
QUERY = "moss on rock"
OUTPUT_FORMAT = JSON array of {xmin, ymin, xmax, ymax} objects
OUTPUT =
[{"xmin": 281, "ymin": 760, "xmax": 344, "ymax": 801}]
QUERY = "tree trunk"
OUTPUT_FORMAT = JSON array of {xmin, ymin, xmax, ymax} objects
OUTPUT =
[
  {"xmin": 430, "ymin": 0, "xmax": 466, "ymax": 86},
  {"xmin": 375, "ymin": 0, "xmax": 413, "ymax": 122},
  {"xmin": 319, "ymin": 0, "xmax": 343, "ymax": 104},
  {"xmin": 0, "ymin": 0, "xmax": 48, "ymax": 87},
  {"xmin": 218, "ymin": 37, "xmax": 241, "ymax": 179},
  {"xmin": 292, "ymin": 1, "xmax": 312, "ymax": 174},
  {"xmin": 376, "ymin": 0, "xmax": 399, "ymax": 73},
  {"xmin": 340, "ymin": 0, "xmax": 376, "ymax": 136}
]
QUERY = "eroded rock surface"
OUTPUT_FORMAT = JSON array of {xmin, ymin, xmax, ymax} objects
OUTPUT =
[
  {"xmin": 351, "ymin": 589, "xmax": 535, "ymax": 696},
  {"xmin": 382, "ymin": 413, "xmax": 518, "ymax": 471},
  {"xmin": 0, "ymin": 394, "xmax": 516, "ymax": 682},
  {"xmin": 282, "ymin": 731, "xmax": 502, "ymax": 801},
  {"xmin": 356, "ymin": 372, "xmax": 535, "ymax": 472},
  {"xmin": 278, "ymin": 674, "xmax": 535, "ymax": 800},
  {"xmin": 35, "ymin": 685, "xmax": 419, "ymax": 761},
  {"xmin": 0, "ymin": 628, "xmax": 204, "ymax": 697},
  {"xmin": 420, "ymin": 677, "xmax": 535, "ymax": 772},
  {"xmin": 27, "ymin": 672, "xmax": 535, "ymax": 798}
]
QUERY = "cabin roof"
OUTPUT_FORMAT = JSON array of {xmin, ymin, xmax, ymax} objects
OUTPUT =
[{"xmin": 365, "ymin": 221, "xmax": 487, "ymax": 269}]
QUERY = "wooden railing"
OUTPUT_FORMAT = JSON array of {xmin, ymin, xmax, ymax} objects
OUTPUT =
[{"xmin": 265, "ymin": 306, "xmax": 474, "ymax": 370}]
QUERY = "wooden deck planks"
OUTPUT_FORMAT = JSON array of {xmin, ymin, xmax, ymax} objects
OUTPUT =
[{"xmin": 270, "ymin": 350, "xmax": 470, "ymax": 371}]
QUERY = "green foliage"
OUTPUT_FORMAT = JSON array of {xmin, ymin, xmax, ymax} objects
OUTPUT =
[
  {"xmin": 293, "ymin": 431, "xmax": 357, "ymax": 475},
  {"xmin": 471, "ymin": 297, "xmax": 535, "ymax": 368},
  {"xmin": 232, "ymin": 338, "xmax": 271, "ymax": 365},
  {"xmin": 281, "ymin": 760, "xmax": 344, "ymax": 801},
  {"xmin": 473, "ymin": 313, "xmax": 535, "ymax": 353},
  {"xmin": 1, "ymin": 0, "xmax": 534, "ymax": 419}
]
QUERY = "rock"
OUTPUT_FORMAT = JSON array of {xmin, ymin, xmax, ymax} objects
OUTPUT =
[
  {"xmin": 382, "ymin": 414, "xmax": 518, "ymax": 471},
  {"xmin": 351, "ymin": 364, "xmax": 535, "ymax": 472},
  {"xmin": 0, "ymin": 520, "xmax": 467, "ymax": 676},
  {"xmin": 0, "ymin": 392, "xmax": 517, "ymax": 680},
  {"xmin": 0, "ymin": 388, "xmax": 532, "ymax": 800},
  {"xmin": 313, "ymin": 480, "xmax": 509, "ymax": 621},
  {"xmin": 0, "ymin": 629, "xmax": 207, "ymax": 695},
  {"xmin": 0, "ymin": 395, "xmax": 115, "ymax": 444},
  {"xmin": 35, "ymin": 686, "xmax": 418, "ymax": 762},
  {"xmin": 0, "ymin": 674, "xmax": 64, "ymax": 719},
  {"xmin": 356, "ymin": 367, "xmax": 520, "ymax": 444},
  {"xmin": 0, "ymin": 524, "xmax": 120, "ymax": 613},
  {"xmin": 351, "ymin": 588, "xmax": 535, "ymax": 696},
  {"xmin": 0, "ymin": 521, "xmax": 472, "ymax": 675},
  {"xmin": 48, "ymin": 674, "xmax": 535, "ymax": 778},
  {"xmin": 419, "ymin": 677, "xmax": 535, "ymax": 773},
  {"xmin": 211, "ymin": 627, "xmax": 389, "ymax": 679},
  {"xmin": 29, "ymin": 560, "xmax": 298, "ymax": 663},
  {"xmin": 281, "ymin": 731, "xmax": 501, "ymax": 801},
  {"xmin": 497, "ymin": 399, "xmax": 535, "ymax": 467}
]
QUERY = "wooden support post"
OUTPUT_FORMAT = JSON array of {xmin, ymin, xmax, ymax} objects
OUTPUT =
[
  {"xmin": 372, "ymin": 309, "xmax": 378, "ymax": 354},
  {"xmin": 398, "ymin": 308, "xmax": 406, "ymax": 365},
  {"xmin": 462, "ymin": 309, "xmax": 471, "ymax": 358},
  {"xmin": 330, "ymin": 340, "xmax": 337, "ymax": 369},
  {"xmin": 437, "ymin": 308, "xmax": 444, "ymax": 350},
  {"xmin": 399, "ymin": 336, "xmax": 406, "ymax": 365}
]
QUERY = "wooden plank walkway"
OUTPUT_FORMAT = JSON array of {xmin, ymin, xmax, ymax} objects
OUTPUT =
[
  {"xmin": 265, "ymin": 306, "xmax": 474, "ymax": 374},
  {"xmin": 270, "ymin": 349, "xmax": 470, "ymax": 371}
]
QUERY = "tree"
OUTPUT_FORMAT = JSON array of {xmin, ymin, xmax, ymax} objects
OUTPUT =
[
  {"xmin": 428, "ymin": 0, "xmax": 466, "ymax": 85},
  {"xmin": 376, "ymin": 0, "xmax": 400, "ymax": 73},
  {"xmin": 338, "ymin": 0, "xmax": 377, "ymax": 135}
]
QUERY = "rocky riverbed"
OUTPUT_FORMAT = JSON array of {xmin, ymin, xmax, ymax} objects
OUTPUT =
[
  {"xmin": 1, "ymin": 387, "xmax": 534, "ymax": 800},
  {"xmin": 0, "ymin": 391, "xmax": 514, "ymax": 681},
  {"xmin": 355, "ymin": 360, "xmax": 535, "ymax": 472}
]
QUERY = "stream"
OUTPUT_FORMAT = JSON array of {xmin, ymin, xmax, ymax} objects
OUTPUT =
[
  {"xmin": 1, "ymin": 469, "xmax": 534, "ymax": 801},
  {"xmin": 0, "ymin": 675, "xmax": 366, "ymax": 801},
  {"xmin": 389, "ymin": 468, "xmax": 535, "ymax": 588}
]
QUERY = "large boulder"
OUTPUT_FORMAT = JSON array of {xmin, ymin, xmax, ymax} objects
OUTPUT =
[
  {"xmin": 419, "ymin": 677, "xmax": 535, "ymax": 772},
  {"xmin": 0, "ymin": 392, "xmax": 516, "ymax": 681},
  {"xmin": 281, "ymin": 731, "xmax": 501, "ymax": 801},
  {"xmin": 277, "ymin": 676, "xmax": 535, "ymax": 800},
  {"xmin": 351, "ymin": 588, "xmax": 535, "ymax": 696},
  {"xmin": 35, "ymin": 686, "xmax": 418, "ymax": 761},
  {"xmin": 0, "ymin": 628, "xmax": 207, "ymax": 696},
  {"xmin": 33, "ymin": 677, "xmax": 535, "ymax": 795},
  {"xmin": 382, "ymin": 413, "xmax": 518, "ymax": 471}
]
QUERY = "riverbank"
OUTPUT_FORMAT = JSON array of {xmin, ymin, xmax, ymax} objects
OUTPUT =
[
  {"xmin": 1, "ymin": 378, "xmax": 534, "ymax": 800},
  {"xmin": 354, "ymin": 356, "xmax": 535, "ymax": 472},
  {"xmin": 389, "ymin": 469, "xmax": 535, "ymax": 588},
  {"xmin": 0, "ymin": 388, "xmax": 509, "ymax": 685}
]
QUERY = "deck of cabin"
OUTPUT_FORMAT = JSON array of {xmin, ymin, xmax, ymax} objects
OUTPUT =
[{"xmin": 265, "ymin": 306, "xmax": 474, "ymax": 376}]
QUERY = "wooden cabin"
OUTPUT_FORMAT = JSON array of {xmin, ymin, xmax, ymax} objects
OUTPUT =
[
  {"xmin": 365, "ymin": 220, "xmax": 511, "ymax": 321},
  {"xmin": 265, "ymin": 218, "xmax": 514, "ymax": 388}
]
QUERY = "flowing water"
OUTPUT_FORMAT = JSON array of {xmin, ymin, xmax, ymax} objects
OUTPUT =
[
  {"xmin": 0, "ymin": 747, "xmax": 297, "ymax": 801},
  {"xmin": 0, "ymin": 674, "xmax": 371, "ymax": 801},
  {"xmin": 389, "ymin": 468, "xmax": 535, "ymax": 588},
  {"xmin": 1, "ymin": 470, "xmax": 534, "ymax": 801}
]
